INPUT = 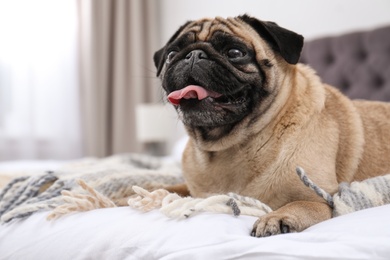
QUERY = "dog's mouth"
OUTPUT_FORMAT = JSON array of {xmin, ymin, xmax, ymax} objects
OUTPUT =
[{"xmin": 167, "ymin": 85, "xmax": 247, "ymax": 108}]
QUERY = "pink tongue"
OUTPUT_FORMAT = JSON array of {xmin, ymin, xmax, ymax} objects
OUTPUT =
[{"xmin": 167, "ymin": 85, "xmax": 222, "ymax": 106}]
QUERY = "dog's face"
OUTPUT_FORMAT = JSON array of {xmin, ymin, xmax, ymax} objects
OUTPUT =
[{"xmin": 154, "ymin": 15, "xmax": 303, "ymax": 147}]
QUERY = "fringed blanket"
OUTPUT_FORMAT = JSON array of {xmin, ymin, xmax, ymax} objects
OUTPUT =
[
  {"xmin": 1, "ymin": 154, "xmax": 390, "ymax": 224},
  {"xmin": 0, "ymin": 154, "xmax": 184, "ymax": 223}
]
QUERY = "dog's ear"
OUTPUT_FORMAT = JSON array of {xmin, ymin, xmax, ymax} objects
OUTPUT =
[
  {"xmin": 153, "ymin": 48, "xmax": 165, "ymax": 76},
  {"xmin": 239, "ymin": 14, "xmax": 303, "ymax": 64},
  {"xmin": 154, "ymin": 21, "xmax": 192, "ymax": 76}
]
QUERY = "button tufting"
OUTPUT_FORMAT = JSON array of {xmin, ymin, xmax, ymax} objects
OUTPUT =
[
  {"xmin": 356, "ymin": 50, "xmax": 368, "ymax": 61},
  {"xmin": 325, "ymin": 54, "xmax": 334, "ymax": 65},
  {"xmin": 373, "ymin": 75, "xmax": 384, "ymax": 88},
  {"xmin": 300, "ymin": 25, "xmax": 390, "ymax": 102},
  {"xmin": 340, "ymin": 78, "xmax": 350, "ymax": 91}
]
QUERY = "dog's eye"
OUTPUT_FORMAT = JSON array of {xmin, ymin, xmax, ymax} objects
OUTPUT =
[
  {"xmin": 166, "ymin": 51, "xmax": 178, "ymax": 63},
  {"xmin": 227, "ymin": 49, "xmax": 245, "ymax": 59}
]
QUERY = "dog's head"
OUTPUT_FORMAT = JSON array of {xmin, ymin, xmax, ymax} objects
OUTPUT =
[{"xmin": 154, "ymin": 15, "xmax": 303, "ymax": 149}]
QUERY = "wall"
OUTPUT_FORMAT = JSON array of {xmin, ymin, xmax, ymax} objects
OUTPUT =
[
  {"xmin": 156, "ymin": 0, "xmax": 390, "ymax": 153},
  {"xmin": 159, "ymin": 0, "xmax": 390, "ymax": 43}
]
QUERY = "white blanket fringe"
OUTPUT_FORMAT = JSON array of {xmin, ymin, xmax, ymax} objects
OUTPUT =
[
  {"xmin": 47, "ymin": 179, "xmax": 116, "ymax": 220},
  {"xmin": 128, "ymin": 186, "xmax": 272, "ymax": 219}
]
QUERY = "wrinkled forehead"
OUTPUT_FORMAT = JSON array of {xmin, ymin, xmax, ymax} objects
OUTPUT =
[
  {"xmin": 181, "ymin": 16, "xmax": 254, "ymax": 42},
  {"xmin": 171, "ymin": 16, "xmax": 271, "ymax": 63}
]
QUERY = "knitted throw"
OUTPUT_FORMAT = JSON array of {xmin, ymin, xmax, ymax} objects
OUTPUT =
[
  {"xmin": 296, "ymin": 167, "xmax": 390, "ymax": 216},
  {"xmin": 46, "ymin": 167, "xmax": 390, "ymax": 220},
  {"xmin": 126, "ymin": 169, "xmax": 390, "ymax": 218},
  {"xmin": 1, "ymin": 155, "xmax": 390, "ymax": 223},
  {"xmin": 0, "ymin": 154, "xmax": 183, "ymax": 223}
]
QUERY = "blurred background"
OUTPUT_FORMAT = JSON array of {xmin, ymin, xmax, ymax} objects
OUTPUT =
[{"xmin": 0, "ymin": 0, "xmax": 389, "ymax": 161}]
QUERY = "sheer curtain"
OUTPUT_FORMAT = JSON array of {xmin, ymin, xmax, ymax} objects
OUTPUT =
[{"xmin": 0, "ymin": 0, "xmax": 82, "ymax": 160}]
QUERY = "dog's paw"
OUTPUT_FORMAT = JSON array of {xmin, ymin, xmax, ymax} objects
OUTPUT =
[
  {"xmin": 251, "ymin": 201, "xmax": 332, "ymax": 237},
  {"xmin": 250, "ymin": 212, "xmax": 298, "ymax": 237}
]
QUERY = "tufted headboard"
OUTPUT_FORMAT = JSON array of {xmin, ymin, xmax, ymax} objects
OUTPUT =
[{"xmin": 300, "ymin": 25, "xmax": 390, "ymax": 102}]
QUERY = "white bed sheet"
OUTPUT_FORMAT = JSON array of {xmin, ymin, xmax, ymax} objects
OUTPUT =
[{"xmin": 1, "ymin": 204, "xmax": 390, "ymax": 260}]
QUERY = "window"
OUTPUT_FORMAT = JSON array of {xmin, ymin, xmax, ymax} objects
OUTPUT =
[{"xmin": 0, "ymin": 0, "xmax": 82, "ymax": 160}]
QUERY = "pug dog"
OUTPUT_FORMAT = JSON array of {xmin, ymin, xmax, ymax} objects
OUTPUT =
[{"xmin": 153, "ymin": 14, "xmax": 390, "ymax": 237}]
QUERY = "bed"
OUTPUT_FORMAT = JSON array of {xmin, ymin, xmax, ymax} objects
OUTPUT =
[{"xmin": 1, "ymin": 25, "xmax": 390, "ymax": 259}]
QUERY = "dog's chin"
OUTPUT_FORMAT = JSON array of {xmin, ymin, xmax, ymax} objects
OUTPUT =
[{"xmin": 176, "ymin": 87, "xmax": 252, "ymax": 128}]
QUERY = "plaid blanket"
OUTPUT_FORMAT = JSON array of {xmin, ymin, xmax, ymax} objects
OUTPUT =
[{"xmin": 0, "ymin": 154, "xmax": 183, "ymax": 223}]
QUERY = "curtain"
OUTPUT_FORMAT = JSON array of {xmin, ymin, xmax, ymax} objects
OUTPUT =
[
  {"xmin": 0, "ymin": 0, "xmax": 82, "ymax": 160},
  {"xmin": 0, "ymin": 0, "xmax": 162, "ymax": 160},
  {"xmin": 78, "ymin": 0, "xmax": 162, "ymax": 157}
]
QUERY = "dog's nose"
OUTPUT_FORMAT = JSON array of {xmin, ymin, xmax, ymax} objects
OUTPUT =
[{"xmin": 185, "ymin": 49, "xmax": 208, "ymax": 63}]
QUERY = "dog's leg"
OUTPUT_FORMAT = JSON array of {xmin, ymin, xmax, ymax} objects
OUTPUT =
[
  {"xmin": 165, "ymin": 183, "xmax": 191, "ymax": 197},
  {"xmin": 251, "ymin": 201, "xmax": 332, "ymax": 237}
]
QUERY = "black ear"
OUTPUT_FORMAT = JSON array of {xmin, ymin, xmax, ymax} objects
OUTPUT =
[
  {"xmin": 154, "ymin": 21, "xmax": 192, "ymax": 76},
  {"xmin": 239, "ymin": 14, "xmax": 304, "ymax": 64},
  {"xmin": 153, "ymin": 47, "xmax": 165, "ymax": 76}
]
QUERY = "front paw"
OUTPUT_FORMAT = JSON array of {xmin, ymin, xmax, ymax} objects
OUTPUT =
[
  {"xmin": 251, "ymin": 212, "xmax": 297, "ymax": 237},
  {"xmin": 251, "ymin": 201, "xmax": 332, "ymax": 237}
]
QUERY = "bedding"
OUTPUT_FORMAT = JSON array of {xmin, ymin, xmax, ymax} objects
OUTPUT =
[
  {"xmin": 0, "ymin": 154, "xmax": 183, "ymax": 223},
  {"xmin": 1, "ymin": 204, "xmax": 390, "ymax": 259},
  {"xmin": 1, "ymin": 154, "xmax": 390, "ymax": 260}
]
